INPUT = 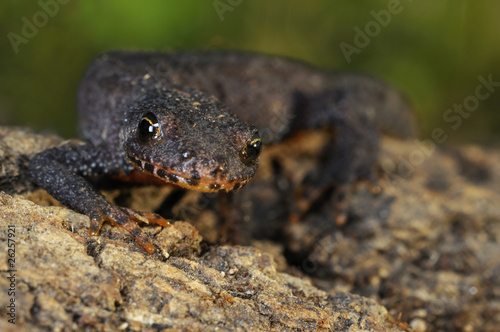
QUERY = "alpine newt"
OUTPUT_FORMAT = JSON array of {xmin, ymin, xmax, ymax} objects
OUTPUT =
[{"xmin": 29, "ymin": 51, "xmax": 414, "ymax": 252}]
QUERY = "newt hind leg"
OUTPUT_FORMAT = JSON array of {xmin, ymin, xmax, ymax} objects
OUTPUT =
[
  {"xmin": 290, "ymin": 92, "xmax": 380, "ymax": 225},
  {"xmin": 29, "ymin": 144, "xmax": 170, "ymax": 253}
]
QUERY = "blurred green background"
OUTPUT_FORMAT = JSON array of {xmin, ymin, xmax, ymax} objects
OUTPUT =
[{"xmin": 0, "ymin": 0, "xmax": 499, "ymax": 145}]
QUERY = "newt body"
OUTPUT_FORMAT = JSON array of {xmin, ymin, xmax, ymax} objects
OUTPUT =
[{"xmin": 30, "ymin": 51, "xmax": 414, "ymax": 252}]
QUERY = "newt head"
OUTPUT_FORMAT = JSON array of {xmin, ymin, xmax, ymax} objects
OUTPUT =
[{"xmin": 121, "ymin": 88, "xmax": 261, "ymax": 193}]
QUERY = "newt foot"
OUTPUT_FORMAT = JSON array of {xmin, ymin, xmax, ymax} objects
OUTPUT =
[{"xmin": 88, "ymin": 207, "xmax": 171, "ymax": 253}]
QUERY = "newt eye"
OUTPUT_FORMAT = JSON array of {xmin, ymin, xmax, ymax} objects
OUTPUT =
[
  {"xmin": 239, "ymin": 132, "xmax": 262, "ymax": 166},
  {"xmin": 138, "ymin": 112, "xmax": 161, "ymax": 140}
]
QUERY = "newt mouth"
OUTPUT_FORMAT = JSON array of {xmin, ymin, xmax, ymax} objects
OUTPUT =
[{"xmin": 127, "ymin": 153, "xmax": 249, "ymax": 193}]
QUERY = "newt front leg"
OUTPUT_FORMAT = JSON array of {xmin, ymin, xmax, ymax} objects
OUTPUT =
[{"xmin": 29, "ymin": 144, "xmax": 170, "ymax": 253}]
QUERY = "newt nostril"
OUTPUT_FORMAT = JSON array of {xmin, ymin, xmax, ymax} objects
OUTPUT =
[
  {"xmin": 181, "ymin": 149, "xmax": 195, "ymax": 160},
  {"xmin": 211, "ymin": 158, "xmax": 229, "ymax": 178}
]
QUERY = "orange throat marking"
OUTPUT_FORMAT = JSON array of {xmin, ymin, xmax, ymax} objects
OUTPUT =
[{"xmin": 127, "ymin": 154, "xmax": 247, "ymax": 193}]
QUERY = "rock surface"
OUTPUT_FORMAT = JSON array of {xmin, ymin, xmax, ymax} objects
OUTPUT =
[
  {"xmin": 1, "ymin": 126, "xmax": 499, "ymax": 331},
  {"xmin": 1, "ymin": 192, "xmax": 408, "ymax": 332}
]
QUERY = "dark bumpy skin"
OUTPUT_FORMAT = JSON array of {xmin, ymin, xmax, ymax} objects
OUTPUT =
[
  {"xmin": 30, "ymin": 87, "xmax": 261, "ymax": 252},
  {"xmin": 30, "ymin": 51, "xmax": 414, "ymax": 252},
  {"xmin": 79, "ymin": 52, "xmax": 414, "ymax": 144},
  {"xmin": 79, "ymin": 51, "xmax": 414, "ymax": 223},
  {"xmin": 123, "ymin": 90, "xmax": 260, "ymax": 192}
]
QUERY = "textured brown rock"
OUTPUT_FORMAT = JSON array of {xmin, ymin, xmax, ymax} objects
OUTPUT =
[
  {"xmin": 0, "ymin": 191, "xmax": 407, "ymax": 331},
  {"xmin": 2, "ymin": 125, "xmax": 500, "ymax": 331},
  {"xmin": 282, "ymin": 137, "xmax": 500, "ymax": 331},
  {"xmin": 0, "ymin": 127, "xmax": 406, "ymax": 331},
  {"xmin": 0, "ymin": 195, "xmax": 405, "ymax": 331}
]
